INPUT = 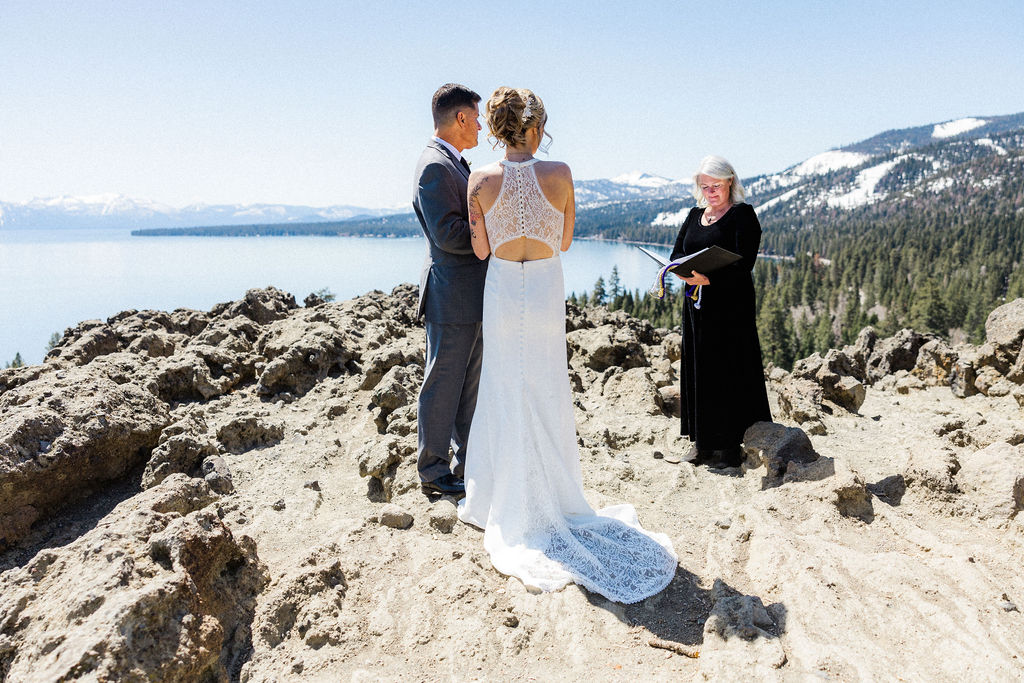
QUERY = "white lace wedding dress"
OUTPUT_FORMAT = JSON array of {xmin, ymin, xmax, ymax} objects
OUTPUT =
[{"xmin": 458, "ymin": 159, "xmax": 677, "ymax": 604}]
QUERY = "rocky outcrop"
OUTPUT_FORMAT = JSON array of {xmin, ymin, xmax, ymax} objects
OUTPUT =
[
  {"xmin": 0, "ymin": 475, "xmax": 267, "ymax": 682},
  {"xmin": 1, "ymin": 367, "xmax": 170, "ymax": 549},
  {"xmin": 779, "ymin": 299, "xmax": 1024, "ymax": 429},
  {"xmin": 3, "ymin": 284, "xmax": 1024, "ymax": 682}
]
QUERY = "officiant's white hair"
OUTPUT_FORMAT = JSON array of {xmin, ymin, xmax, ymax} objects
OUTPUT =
[{"xmin": 691, "ymin": 155, "xmax": 746, "ymax": 207}]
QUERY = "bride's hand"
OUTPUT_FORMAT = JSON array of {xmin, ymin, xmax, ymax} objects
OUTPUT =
[{"xmin": 681, "ymin": 271, "xmax": 710, "ymax": 286}]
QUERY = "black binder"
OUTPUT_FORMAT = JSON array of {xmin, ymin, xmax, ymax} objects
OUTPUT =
[{"xmin": 637, "ymin": 245, "xmax": 741, "ymax": 278}]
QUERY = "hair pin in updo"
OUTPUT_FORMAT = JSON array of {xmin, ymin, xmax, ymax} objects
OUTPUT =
[{"xmin": 521, "ymin": 100, "xmax": 532, "ymax": 123}]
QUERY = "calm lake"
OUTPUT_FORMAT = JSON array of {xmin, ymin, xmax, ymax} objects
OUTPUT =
[{"xmin": 0, "ymin": 229, "xmax": 673, "ymax": 365}]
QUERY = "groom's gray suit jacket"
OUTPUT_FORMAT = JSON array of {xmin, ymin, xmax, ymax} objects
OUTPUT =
[{"xmin": 412, "ymin": 140, "xmax": 488, "ymax": 323}]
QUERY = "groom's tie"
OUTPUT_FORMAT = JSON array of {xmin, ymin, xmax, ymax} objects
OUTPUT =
[{"xmin": 459, "ymin": 157, "xmax": 471, "ymax": 174}]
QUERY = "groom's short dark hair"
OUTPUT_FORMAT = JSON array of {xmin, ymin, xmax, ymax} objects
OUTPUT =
[{"xmin": 432, "ymin": 83, "xmax": 481, "ymax": 127}]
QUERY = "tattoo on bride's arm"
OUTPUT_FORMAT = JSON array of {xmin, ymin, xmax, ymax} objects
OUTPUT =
[{"xmin": 468, "ymin": 179, "xmax": 486, "ymax": 239}]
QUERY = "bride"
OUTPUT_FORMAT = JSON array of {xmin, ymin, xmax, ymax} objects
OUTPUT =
[{"xmin": 459, "ymin": 87, "xmax": 677, "ymax": 604}]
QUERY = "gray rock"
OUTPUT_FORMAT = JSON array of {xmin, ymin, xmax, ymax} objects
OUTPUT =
[
  {"xmin": 429, "ymin": 500, "xmax": 458, "ymax": 534},
  {"xmin": 957, "ymin": 442, "xmax": 1024, "ymax": 521},
  {"xmin": 975, "ymin": 366, "xmax": 1008, "ymax": 396},
  {"xmin": 359, "ymin": 340, "xmax": 424, "ymax": 391},
  {"xmin": 832, "ymin": 375, "xmax": 867, "ymax": 411},
  {"xmin": 913, "ymin": 338, "xmax": 958, "ymax": 386},
  {"xmin": 776, "ymin": 377, "xmax": 824, "ymax": 425},
  {"xmin": 1008, "ymin": 345, "xmax": 1024, "ymax": 384},
  {"xmin": 216, "ymin": 416, "xmax": 284, "ymax": 454},
  {"xmin": 143, "ymin": 412, "xmax": 220, "ymax": 488},
  {"xmin": 867, "ymin": 474, "xmax": 906, "ymax": 504},
  {"xmin": 256, "ymin": 317, "xmax": 353, "ymax": 397},
  {"xmin": 371, "ymin": 364, "xmax": 422, "ymax": 414},
  {"xmin": 566, "ymin": 324, "xmax": 648, "ymax": 372},
  {"xmin": 903, "ymin": 449, "xmax": 961, "ymax": 496},
  {"xmin": 658, "ymin": 384, "xmax": 681, "ymax": 418},
  {"xmin": 44, "ymin": 320, "xmax": 120, "ymax": 366},
  {"xmin": 379, "ymin": 504, "xmax": 413, "ymax": 529},
  {"xmin": 201, "ymin": 455, "xmax": 234, "ymax": 494},
  {"xmin": 125, "ymin": 330, "xmax": 182, "ymax": 358},
  {"xmin": 984, "ymin": 298, "xmax": 1024, "ymax": 358},
  {"xmin": 253, "ymin": 547, "xmax": 346, "ymax": 649},
  {"xmin": 662, "ymin": 332, "xmax": 682, "ymax": 362},
  {"xmin": 950, "ymin": 343, "xmax": 1006, "ymax": 398},
  {"xmin": 601, "ymin": 367, "xmax": 662, "ymax": 417},
  {"xmin": 865, "ymin": 329, "xmax": 929, "ymax": 384},
  {"xmin": 212, "ymin": 286, "xmax": 297, "ymax": 324},
  {"xmin": 742, "ymin": 421, "xmax": 819, "ymax": 484},
  {"xmin": 703, "ymin": 579, "xmax": 775, "ymax": 641}
]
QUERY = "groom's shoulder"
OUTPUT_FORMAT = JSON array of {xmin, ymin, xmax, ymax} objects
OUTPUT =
[{"xmin": 416, "ymin": 144, "xmax": 455, "ymax": 173}]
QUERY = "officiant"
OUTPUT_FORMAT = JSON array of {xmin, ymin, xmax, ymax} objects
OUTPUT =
[{"xmin": 670, "ymin": 155, "xmax": 771, "ymax": 469}]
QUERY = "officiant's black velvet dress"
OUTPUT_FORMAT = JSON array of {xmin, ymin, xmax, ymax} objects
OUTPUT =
[{"xmin": 670, "ymin": 203, "xmax": 771, "ymax": 450}]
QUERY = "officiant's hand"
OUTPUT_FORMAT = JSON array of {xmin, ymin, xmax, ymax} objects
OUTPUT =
[{"xmin": 680, "ymin": 271, "xmax": 710, "ymax": 286}]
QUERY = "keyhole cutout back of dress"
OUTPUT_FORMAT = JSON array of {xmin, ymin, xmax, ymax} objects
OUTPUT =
[{"xmin": 484, "ymin": 159, "xmax": 565, "ymax": 262}]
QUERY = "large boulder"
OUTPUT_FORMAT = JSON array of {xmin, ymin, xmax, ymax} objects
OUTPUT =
[
  {"xmin": 0, "ymin": 475, "xmax": 267, "ymax": 681},
  {"xmin": 0, "ymin": 368, "xmax": 170, "ymax": 549},
  {"xmin": 984, "ymin": 298, "xmax": 1024, "ymax": 361},
  {"xmin": 791, "ymin": 349, "xmax": 866, "ymax": 412},
  {"xmin": 913, "ymin": 338, "xmax": 958, "ymax": 386},
  {"xmin": 865, "ymin": 329, "xmax": 929, "ymax": 384},
  {"xmin": 601, "ymin": 367, "xmax": 663, "ymax": 417},
  {"xmin": 566, "ymin": 324, "xmax": 648, "ymax": 372},
  {"xmin": 957, "ymin": 442, "xmax": 1024, "ymax": 521},
  {"xmin": 742, "ymin": 421, "xmax": 819, "ymax": 485},
  {"xmin": 775, "ymin": 377, "xmax": 827, "ymax": 435},
  {"xmin": 950, "ymin": 343, "xmax": 1006, "ymax": 398}
]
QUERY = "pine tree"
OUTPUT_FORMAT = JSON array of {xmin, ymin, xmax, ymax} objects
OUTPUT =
[
  {"xmin": 609, "ymin": 266, "xmax": 622, "ymax": 299},
  {"xmin": 592, "ymin": 276, "xmax": 607, "ymax": 305}
]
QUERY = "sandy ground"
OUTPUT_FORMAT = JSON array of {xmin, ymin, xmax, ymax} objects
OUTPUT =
[{"xmin": 199, "ymin": 369, "xmax": 1024, "ymax": 682}]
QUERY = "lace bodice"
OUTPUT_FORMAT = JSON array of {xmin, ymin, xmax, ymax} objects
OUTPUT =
[{"xmin": 484, "ymin": 159, "xmax": 564, "ymax": 255}]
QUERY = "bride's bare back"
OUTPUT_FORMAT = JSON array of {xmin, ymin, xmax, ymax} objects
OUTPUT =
[{"xmin": 468, "ymin": 159, "xmax": 575, "ymax": 262}]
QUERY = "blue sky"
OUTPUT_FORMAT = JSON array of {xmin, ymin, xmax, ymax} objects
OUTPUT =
[{"xmin": 2, "ymin": 0, "xmax": 1022, "ymax": 208}]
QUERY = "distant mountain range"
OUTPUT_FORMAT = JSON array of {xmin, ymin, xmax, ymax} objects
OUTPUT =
[
  {"xmin": 0, "ymin": 195, "xmax": 408, "ymax": 230},
  {"xmin": 4, "ymin": 112, "xmax": 1021, "ymax": 233},
  {"xmin": 0, "ymin": 171, "xmax": 690, "ymax": 230}
]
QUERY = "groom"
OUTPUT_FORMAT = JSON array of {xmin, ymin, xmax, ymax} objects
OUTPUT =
[{"xmin": 412, "ymin": 83, "xmax": 487, "ymax": 497}]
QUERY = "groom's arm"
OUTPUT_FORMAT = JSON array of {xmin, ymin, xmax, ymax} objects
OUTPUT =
[{"xmin": 417, "ymin": 162, "xmax": 474, "ymax": 255}]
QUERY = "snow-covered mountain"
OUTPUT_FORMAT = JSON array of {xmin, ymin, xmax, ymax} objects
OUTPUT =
[
  {"xmin": 649, "ymin": 112, "xmax": 1024, "ymax": 226},
  {"xmin": 742, "ymin": 113, "xmax": 1024, "ymax": 219},
  {"xmin": 0, "ymin": 194, "xmax": 407, "ymax": 230},
  {"xmin": 574, "ymin": 171, "xmax": 691, "ymax": 207}
]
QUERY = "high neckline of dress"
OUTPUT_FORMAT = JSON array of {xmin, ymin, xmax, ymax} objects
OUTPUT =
[{"xmin": 500, "ymin": 158, "xmax": 539, "ymax": 168}]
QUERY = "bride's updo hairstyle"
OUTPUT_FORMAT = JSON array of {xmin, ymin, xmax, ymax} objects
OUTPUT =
[{"xmin": 486, "ymin": 87, "xmax": 551, "ymax": 150}]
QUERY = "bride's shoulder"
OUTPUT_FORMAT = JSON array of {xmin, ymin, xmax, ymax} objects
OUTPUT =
[
  {"xmin": 534, "ymin": 160, "xmax": 572, "ymax": 182},
  {"xmin": 468, "ymin": 161, "xmax": 503, "ymax": 180}
]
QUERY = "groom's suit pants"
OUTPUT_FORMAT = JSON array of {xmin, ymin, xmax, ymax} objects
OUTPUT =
[{"xmin": 417, "ymin": 320, "xmax": 483, "ymax": 482}]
